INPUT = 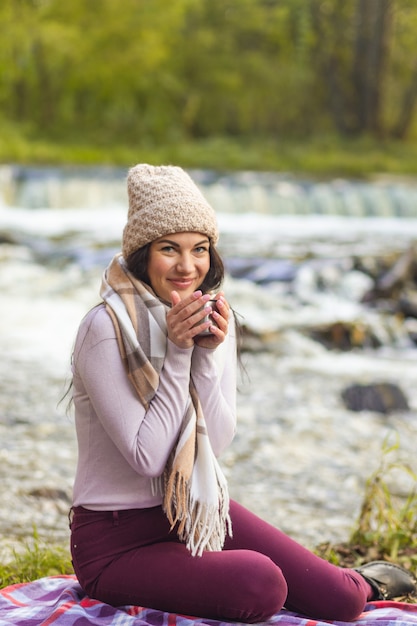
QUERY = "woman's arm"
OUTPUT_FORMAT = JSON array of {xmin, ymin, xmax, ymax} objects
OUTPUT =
[{"xmin": 74, "ymin": 306, "xmax": 196, "ymax": 477}]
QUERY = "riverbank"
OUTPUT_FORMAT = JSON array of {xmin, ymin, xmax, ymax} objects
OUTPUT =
[
  {"xmin": 1, "ymin": 241, "xmax": 417, "ymax": 564},
  {"xmin": 1, "ymin": 168, "xmax": 417, "ymax": 569},
  {"xmin": 1, "ymin": 319, "xmax": 416, "ymax": 563}
]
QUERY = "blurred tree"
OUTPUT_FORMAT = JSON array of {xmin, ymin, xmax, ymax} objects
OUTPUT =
[
  {"xmin": 176, "ymin": 0, "xmax": 316, "ymax": 138},
  {"xmin": 352, "ymin": 0, "xmax": 392, "ymax": 135},
  {"xmin": 309, "ymin": 0, "xmax": 417, "ymax": 138},
  {"xmin": 388, "ymin": 0, "xmax": 417, "ymax": 138},
  {"xmin": 0, "ymin": 0, "xmax": 417, "ymax": 144},
  {"xmin": 0, "ymin": 0, "xmax": 192, "ymax": 141}
]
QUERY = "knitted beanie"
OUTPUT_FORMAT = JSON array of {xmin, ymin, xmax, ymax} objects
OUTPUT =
[{"xmin": 122, "ymin": 164, "xmax": 219, "ymax": 258}]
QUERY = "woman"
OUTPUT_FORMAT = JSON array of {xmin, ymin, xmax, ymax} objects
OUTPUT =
[{"xmin": 69, "ymin": 164, "xmax": 415, "ymax": 623}]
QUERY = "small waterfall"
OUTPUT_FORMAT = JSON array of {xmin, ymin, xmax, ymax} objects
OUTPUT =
[
  {"xmin": 1, "ymin": 165, "xmax": 417, "ymax": 217},
  {"xmin": 0, "ymin": 165, "xmax": 127, "ymax": 210},
  {"xmin": 198, "ymin": 172, "xmax": 417, "ymax": 218}
]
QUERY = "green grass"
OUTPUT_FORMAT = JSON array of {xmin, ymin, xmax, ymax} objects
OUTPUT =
[
  {"xmin": 0, "ymin": 527, "xmax": 73, "ymax": 588},
  {"xmin": 2, "ymin": 122, "xmax": 417, "ymax": 178}
]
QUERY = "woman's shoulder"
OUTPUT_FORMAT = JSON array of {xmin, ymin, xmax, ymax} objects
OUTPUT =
[{"xmin": 75, "ymin": 303, "xmax": 116, "ymax": 348}]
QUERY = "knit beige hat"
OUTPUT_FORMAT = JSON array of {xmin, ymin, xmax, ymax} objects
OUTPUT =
[{"xmin": 122, "ymin": 164, "xmax": 219, "ymax": 258}]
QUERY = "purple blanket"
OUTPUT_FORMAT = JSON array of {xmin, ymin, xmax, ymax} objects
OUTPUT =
[{"xmin": 1, "ymin": 575, "xmax": 417, "ymax": 626}]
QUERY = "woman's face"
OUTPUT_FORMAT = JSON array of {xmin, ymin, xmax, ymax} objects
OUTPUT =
[{"xmin": 147, "ymin": 232, "xmax": 211, "ymax": 302}]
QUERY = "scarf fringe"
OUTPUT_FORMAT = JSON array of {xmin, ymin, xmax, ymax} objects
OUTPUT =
[
  {"xmin": 163, "ymin": 469, "xmax": 232, "ymax": 557},
  {"xmin": 163, "ymin": 470, "xmax": 189, "ymax": 536}
]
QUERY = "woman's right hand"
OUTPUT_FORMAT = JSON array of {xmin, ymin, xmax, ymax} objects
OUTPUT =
[{"xmin": 166, "ymin": 290, "xmax": 213, "ymax": 348}]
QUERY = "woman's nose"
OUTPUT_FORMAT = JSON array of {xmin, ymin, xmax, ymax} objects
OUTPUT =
[{"xmin": 176, "ymin": 253, "xmax": 194, "ymax": 272}]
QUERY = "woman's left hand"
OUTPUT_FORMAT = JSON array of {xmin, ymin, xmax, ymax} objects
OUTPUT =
[{"xmin": 194, "ymin": 292, "xmax": 230, "ymax": 349}]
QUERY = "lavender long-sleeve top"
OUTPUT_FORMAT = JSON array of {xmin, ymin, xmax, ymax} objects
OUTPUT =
[{"xmin": 71, "ymin": 304, "xmax": 237, "ymax": 511}]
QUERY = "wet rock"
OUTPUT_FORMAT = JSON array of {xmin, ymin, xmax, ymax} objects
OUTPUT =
[
  {"xmin": 398, "ymin": 289, "xmax": 417, "ymax": 319},
  {"xmin": 375, "ymin": 246, "xmax": 417, "ymax": 295},
  {"xmin": 28, "ymin": 487, "xmax": 71, "ymax": 503},
  {"xmin": 309, "ymin": 321, "xmax": 382, "ymax": 351},
  {"xmin": 225, "ymin": 257, "xmax": 297, "ymax": 283},
  {"xmin": 341, "ymin": 382, "xmax": 410, "ymax": 414},
  {"xmin": 362, "ymin": 246, "xmax": 417, "ymax": 303},
  {"xmin": 405, "ymin": 318, "xmax": 417, "ymax": 345}
]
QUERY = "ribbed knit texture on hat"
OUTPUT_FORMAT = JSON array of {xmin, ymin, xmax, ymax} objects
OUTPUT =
[{"xmin": 122, "ymin": 164, "xmax": 219, "ymax": 258}]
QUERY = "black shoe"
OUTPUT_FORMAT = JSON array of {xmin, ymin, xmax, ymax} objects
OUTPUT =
[{"xmin": 355, "ymin": 560, "xmax": 417, "ymax": 600}]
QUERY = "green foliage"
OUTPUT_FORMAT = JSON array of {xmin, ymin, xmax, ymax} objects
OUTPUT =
[
  {"xmin": 0, "ymin": 527, "xmax": 73, "ymax": 589},
  {"xmin": 3, "ymin": 130, "xmax": 417, "ymax": 178},
  {"xmin": 1, "ymin": 0, "xmax": 417, "ymax": 153}
]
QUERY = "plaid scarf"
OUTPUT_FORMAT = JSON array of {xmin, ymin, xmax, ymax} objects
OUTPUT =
[{"xmin": 100, "ymin": 254, "xmax": 232, "ymax": 556}]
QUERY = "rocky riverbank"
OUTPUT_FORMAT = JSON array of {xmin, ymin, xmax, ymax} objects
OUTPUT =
[
  {"xmin": 1, "ymin": 278, "xmax": 416, "ymax": 563},
  {"xmin": 1, "ymin": 208, "xmax": 417, "ymax": 563}
]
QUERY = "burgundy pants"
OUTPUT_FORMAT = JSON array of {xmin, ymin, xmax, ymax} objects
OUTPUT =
[{"xmin": 70, "ymin": 500, "xmax": 371, "ymax": 623}]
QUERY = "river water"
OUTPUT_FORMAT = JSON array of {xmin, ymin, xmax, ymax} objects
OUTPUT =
[{"xmin": 1, "ymin": 165, "xmax": 417, "ymax": 560}]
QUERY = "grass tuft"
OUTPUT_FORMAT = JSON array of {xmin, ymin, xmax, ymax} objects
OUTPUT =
[
  {"xmin": 351, "ymin": 439, "xmax": 417, "ymax": 566},
  {"xmin": 316, "ymin": 438, "xmax": 417, "ymax": 602},
  {"xmin": 0, "ymin": 526, "xmax": 73, "ymax": 589}
]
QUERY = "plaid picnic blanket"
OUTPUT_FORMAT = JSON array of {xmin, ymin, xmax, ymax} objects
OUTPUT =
[{"xmin": 1, "ymin": 575, "xmax": 417, "ymax": 626}]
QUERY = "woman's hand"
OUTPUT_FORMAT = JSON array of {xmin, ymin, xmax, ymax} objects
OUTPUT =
[{"xmin": 166, "ymin": 291, "xmax": 229, "ymax": 349}]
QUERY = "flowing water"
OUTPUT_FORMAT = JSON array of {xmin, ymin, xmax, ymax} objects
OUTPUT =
[{"xmin": 1, "ymin": 165, "xmax": 417, "ymax": 556}]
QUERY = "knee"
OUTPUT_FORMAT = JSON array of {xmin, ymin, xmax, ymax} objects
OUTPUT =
[{"xmin": 232, "ymin": 553, "xmax": 287, "ymax": 623}]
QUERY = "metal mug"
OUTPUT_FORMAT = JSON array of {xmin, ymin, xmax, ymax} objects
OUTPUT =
[{"xmin": 195, "ymin": 299, "xmax": 218, "ymax": 336}]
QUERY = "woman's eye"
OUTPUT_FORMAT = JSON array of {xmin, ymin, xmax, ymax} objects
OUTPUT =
[{"xmin": 195, "ymin": 246, "xmax": 208, "ymax": 254}]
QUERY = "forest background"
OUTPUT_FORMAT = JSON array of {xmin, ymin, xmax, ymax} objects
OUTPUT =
[{"xmin": 2, "ymin": 0, "xmax": 417, "ymax": 177}]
